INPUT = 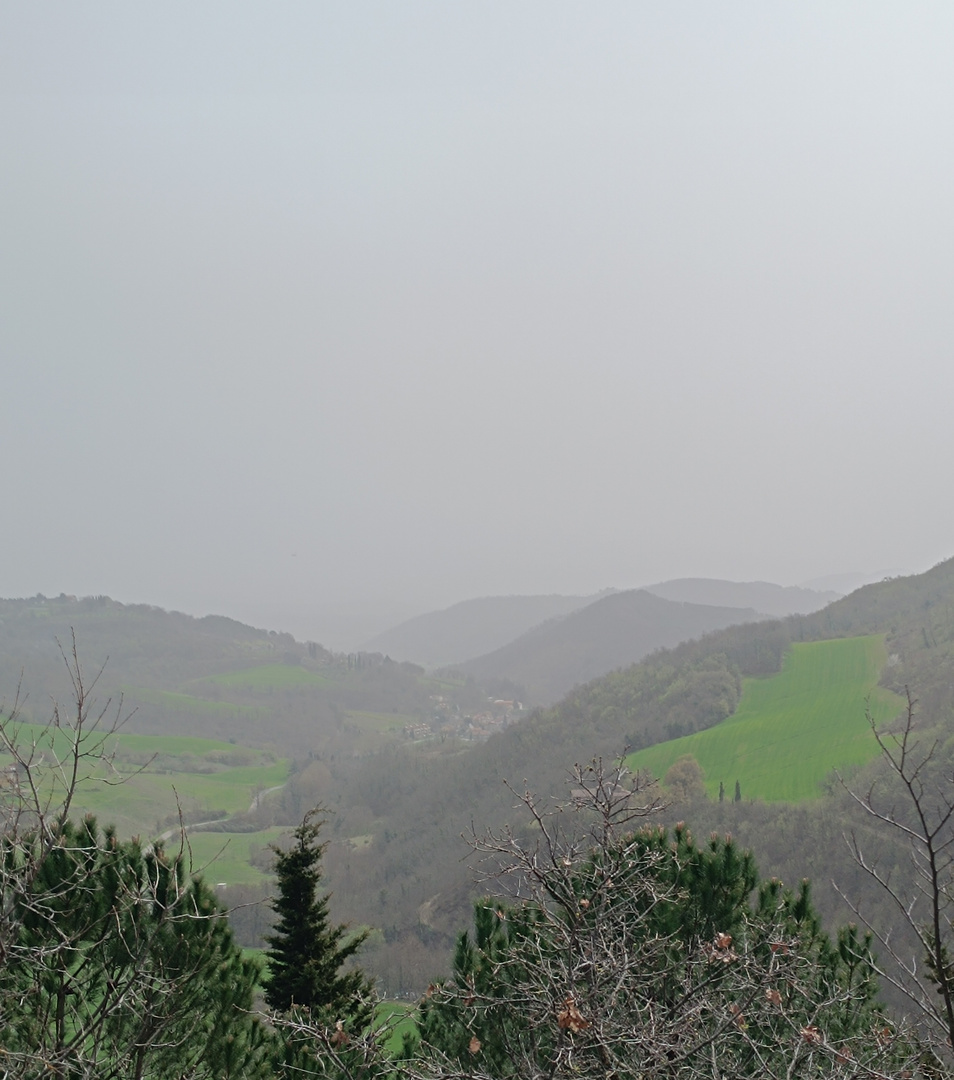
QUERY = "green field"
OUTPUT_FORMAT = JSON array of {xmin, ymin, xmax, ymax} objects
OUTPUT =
[
  {"xmin": 0, "ymin": 724, "xmax": 288, "ymax": 847},
  {"xmin": 122, "ymin": 686, "xmax": 264, "ymax": 717},
  {"xmin": 375, "ymin": 1001, "xmax": 418, "ymax": 1055},
  {"xmin": 1, "ymin": 723, "xmax": 263, "ymax": 763},
  {"xmin": 184, "ymin": 827, "xmax": 289, "ymax": 886},
  {"xmin": 625, "ymin": 635, "xmax": 905, "ymax": 802},
  {"xmin": 201, "ymin": 664, "xmax": 331, "ymax": 691}
]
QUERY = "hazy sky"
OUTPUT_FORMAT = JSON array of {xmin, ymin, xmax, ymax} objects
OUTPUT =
[{"xmin": 2, "ymin": 4, "xmax": 953, "ymax": 647}]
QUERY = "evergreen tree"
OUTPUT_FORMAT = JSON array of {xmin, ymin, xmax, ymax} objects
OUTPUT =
[
  {"xmin": 264, "ymin": 809, "xmax": 373, "ymax": 1023},
  {"xmin": 1, "ymin": 816, "xmax": 271, "ymax": 1079}
]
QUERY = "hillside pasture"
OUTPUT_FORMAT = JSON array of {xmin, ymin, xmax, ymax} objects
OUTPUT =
[
  {"xmin": 121, "ymin": 685, "xmax": 264, "ymax": 717},
  {"xmin": 200, "ymin": 663, "xmax": 331, "ymax": 691},
  {"xmin": 184, "ymin": 827, "xmax": 289, "ymax": 886},
  {"xmin": 625, "ymin": 635, "xmax": 904, "ymax": 802},
  {"xmin": 376, "ymin": 1001, "xmax": 418, "ymax": 1055},
  {"xmin": 0, "ymin": 723, "xmax": 287, "ymax": 841}
]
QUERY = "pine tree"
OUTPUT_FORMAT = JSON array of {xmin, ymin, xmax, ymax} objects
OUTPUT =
[
  {"xmin": 263, "ymin": 809, "xmax": 373, "ymax": 1023},
  {"xmin": 2, "ymin": 816, "xmax": 271, "ymax": 1079}
]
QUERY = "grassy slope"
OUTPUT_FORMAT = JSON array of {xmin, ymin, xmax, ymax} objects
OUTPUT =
[
  {"xmin": 121, "ymin": 686, "xmax": 264, "ymax": 717},
  {"xmin": 186, "ymin": 828, "xmax": 289, "ymax": 886},
  {"xmin": 626, "ymin": 635, "xmax": 905, "ymax": 801},
  {"xmin": 201, "ymin": 664, "xmax": 331, "ymax": 690},
  {"xmin": 0, "ymin": 724, "xmax": 288, "ymax": 848}
]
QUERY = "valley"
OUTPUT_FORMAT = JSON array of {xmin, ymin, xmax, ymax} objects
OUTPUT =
[{"xmin": 4, "ymin": 562, "xmax": 954, "ymax": 999}]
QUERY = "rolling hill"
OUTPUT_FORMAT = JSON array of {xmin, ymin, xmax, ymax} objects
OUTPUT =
[
  {"xmin": 643, "ymin": 578, "xmax": 839, "ymax": 616},
  {"xmin": 452, "ymin": 589, "xmax": 764, "ymax": 705},
  {"xmin": 317, "ymin": 556, "xmax": 954, "ymax": 989},
  {"xmin": 0, "ymin": 594, "xmax": 489, "ymax": 756},
  {"xmin": 6, "ymin": 558, "xmax": 954, "ymax": 996},
  {"xmin": 361, "ymin": 591, "xmax": 611, "ymax": 668},
  {"xmin": 361, "ymin": 579, "xmax": 838, "ymax": 671}
]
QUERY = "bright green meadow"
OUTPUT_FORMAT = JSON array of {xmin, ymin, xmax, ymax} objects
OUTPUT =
[
  {"xmin": 625, "ymin": 635, "xmax": 905, "ymax": 802},
  {"xmin": 122, "ymin": 686, "xmax": 264, "ymax": 717},
  {"xmin": 375, "ymin": 1001, "xmax": 418, "ymax": 1055},
  {"xmin": 184, "ymin": 827, "xmax": 290, "ymax": 886},
  {"xmin": 0, "ymin": 723, "xmax": 288, "ymax": 847}
]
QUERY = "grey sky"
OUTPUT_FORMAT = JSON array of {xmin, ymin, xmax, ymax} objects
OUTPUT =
[{"xmin": 2, "ymin": 3, "xmax": 953, "ymax": 647}]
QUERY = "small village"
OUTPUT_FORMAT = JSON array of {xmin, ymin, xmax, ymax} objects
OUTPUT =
[{"xmin": 403, "ymin": 694, "xmax": 524, "ymax": 743}]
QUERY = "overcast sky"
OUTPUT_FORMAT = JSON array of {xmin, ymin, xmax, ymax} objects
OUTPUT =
[{"xmin": 2, "ymin": 3, "xmax": 953, "ymax": 647}]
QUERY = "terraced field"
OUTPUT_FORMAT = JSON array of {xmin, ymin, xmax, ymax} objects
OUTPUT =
[{"xmin": 625, "ymin": 635, "xmax": 905, "ymax": 802}]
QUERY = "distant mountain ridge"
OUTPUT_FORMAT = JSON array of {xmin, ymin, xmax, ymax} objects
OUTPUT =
[
  {"xmin": 643, "ymin": 579, "xmax": 839, "ymax": 617},
  {"xmin": 363, "ymin": 578, "xmax": 838, "ymax": 671},
  {"xmin": 361, "ymin": 591, "xmax": 613, "ymax": 669},
  {"xmin": 452, "ymin": 590, "xmax": 766, "ymax": 706}
]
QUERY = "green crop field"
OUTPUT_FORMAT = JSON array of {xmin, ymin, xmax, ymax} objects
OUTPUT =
[
  {"xmin": 184, "ymin": 827, "xmax": 289, "ymax": 886},
  {"xmin": 0, "ymin": 723, "xmax": 288, "ymax": 844},
  {"xmin": 201, "ymin": 664, "xmax": 331, "ymax": 691},
  {"xmin": 75, "ymin": 758, "xmax": 287, "ymax": 836},
  {"xmin": 0, "ymin": 723, "xmax": 261, "ymax": 762},
  {"xmin": 625, "ymin": 635, "xmax": 905, "ymax": 802},
  {"xmin": 121, "ymin": 686, "xmax": 264, "ymax": 717}
]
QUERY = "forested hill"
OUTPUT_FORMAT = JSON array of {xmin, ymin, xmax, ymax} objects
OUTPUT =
[
  {"xmin": 6, "ymin": 563, "xmax": 954, "ymax": 997},
  {"xmin": 361, "ymin": 591, "xmax": 610, "ymax": 669},
  {"xmin": 493, "ymin": 558, "xmax": 954, "ymax": 779},
  {"xmin": 643, "ymin": 578, "xmax": 839, "ymax": 616},
  {"xmin": 451, "ymin": 589, "xmax": 764, "ymax": 705},
  {"xmin": 0, "ymin": 595, "xmax": 294, "ymax": 705},
  {"xmin": 0, "ymin": 594, "xmax": 489, "ymax": 756}
]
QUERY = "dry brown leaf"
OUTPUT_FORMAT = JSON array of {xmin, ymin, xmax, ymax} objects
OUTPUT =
[{"xmin": 557, "ymin": 995, "xmax": 591, "ymax": 1033}]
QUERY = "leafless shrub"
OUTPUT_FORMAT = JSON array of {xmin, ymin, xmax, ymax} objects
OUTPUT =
[
  {"xmin": 840, "ymin": 688, "xmax": 954, "ymax": 1065},
  {"xmin": 412, "ymin": 758, "xmax": 926, "ymax": 1080}
]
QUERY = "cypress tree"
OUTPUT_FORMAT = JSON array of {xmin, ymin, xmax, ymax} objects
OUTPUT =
[{"xmin": 263, "ymin": 809, "xmax": 372, "ymax": 1023}]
